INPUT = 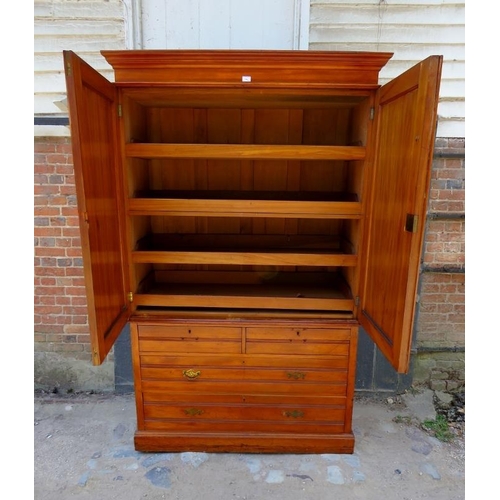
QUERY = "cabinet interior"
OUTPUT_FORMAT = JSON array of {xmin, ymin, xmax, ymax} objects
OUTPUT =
[{"xmin": 121, "ymin": 89, "xmax": 372, "ymax": 317}]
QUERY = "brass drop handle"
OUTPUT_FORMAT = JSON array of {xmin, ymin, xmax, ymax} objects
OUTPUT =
[
  {"xmin": 286, "ymin": 371, "xmax": 306, "ymax": 380},
  {"xmin": 283, "ymin": 410, "xmax": 305, "ymax": 419},
  {"xmin": 182, "ymin": 368, "xmax": 201, "ymax": 380}
]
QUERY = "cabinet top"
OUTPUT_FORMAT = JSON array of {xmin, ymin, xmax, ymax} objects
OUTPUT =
[{"xmin": 101, "ymin": 49, "xmax": 393, "ymax": 88}]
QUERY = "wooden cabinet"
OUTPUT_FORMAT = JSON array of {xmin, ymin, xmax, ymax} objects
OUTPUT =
[{"xmin": 63, "ymin": 49, "xmax": 442, "ymax": 453}]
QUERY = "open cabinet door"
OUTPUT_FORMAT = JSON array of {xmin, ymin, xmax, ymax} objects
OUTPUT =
[
  {"xmin": 63, "ymin": 51, "xmax": 129, "ymax": 365},
  {"xmin": 359, "ymin": 56, "xmax": 442, "ymax": 373}
]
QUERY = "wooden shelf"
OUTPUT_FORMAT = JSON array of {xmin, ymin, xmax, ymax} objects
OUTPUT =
[
  {"xmin": 132, "ymin": 234, "xmax": 356, "ymax": 267},
  {"xmin": 134, "ymin": 272, "xmax": 354, "ymax": 312},
  {"xmin": 129, "ymin": 191, "xmax": 361, "ymax": 218},
  {"xmin": 132, "ymin": 250, "xmax": 357, "ymax": 267},
  {"xmin": 125, "ymin": 143, "xmax": 366, "ymax": 161}
]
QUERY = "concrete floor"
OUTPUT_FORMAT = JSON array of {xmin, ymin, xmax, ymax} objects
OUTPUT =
[{"xmin": 34, "ymin": 390, "xmax": 464, "ymax": 500}]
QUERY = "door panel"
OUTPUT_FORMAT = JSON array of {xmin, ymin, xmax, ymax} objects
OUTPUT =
[
  {"xmin": 140, "ymin": 0, "xmax": 303, "ymax": 49},
  {"xmin": 63, "ymin": 51, "xmax": 129, "ymax": 365},
  {"xmin": 359, "ymin": 56, "xmax": 442, "ymax": 373}
]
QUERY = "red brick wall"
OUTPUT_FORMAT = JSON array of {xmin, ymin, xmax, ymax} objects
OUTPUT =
[
  {"xmin": 413, "ymin": 138, "xmax": 465, "ymax": 390},
  {"xmin": 34, "ymin": 136, "xmax": 465, "ymax": 390},
  {"xmin": 418, "ymin": 137, "xmax": 465, "ymax": 346},
  {"xmin": 34, "ymin": 137, "xmax": 91, "ymax": 361}
]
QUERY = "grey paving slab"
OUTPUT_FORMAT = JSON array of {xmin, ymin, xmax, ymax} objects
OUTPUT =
[{"xmin": 34, "ymin": 393, "xmax": 465, "ymax": 500}]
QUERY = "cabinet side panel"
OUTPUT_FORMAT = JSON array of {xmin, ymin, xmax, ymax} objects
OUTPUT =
[{"xmin": 130, "ymin": 323, "xmax": 145, "ymax": 430}]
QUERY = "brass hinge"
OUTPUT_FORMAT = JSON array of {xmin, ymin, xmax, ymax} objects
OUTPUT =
[
  {"xmin": 369, "ymin": 107, "xmax": 375, "ymax": 120},
  {"xmin": 117, "ymin": 104, "xmax": 122, "ymax": 117},
  {"xmin": 127, "ymin": 291, "xmax": 133, "ymax": 302},
  {"xmin": 66, "ymin": 60, "xmax": 71, "ymax": 77},
  {"xmin": 355, "ymin": 296, "xmax": 360, "ymax": 306},
  {"xmin": 92, "ymin": 348, "xmax": 98, "ymax": 361},
  {"xmin": 82, "ymin": 211, "xmax": 89, "ymax": 224}
]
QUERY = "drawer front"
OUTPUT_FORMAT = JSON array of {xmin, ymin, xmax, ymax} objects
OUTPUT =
[
  {"xmin": 138, "ymin": 324, "xmax": 241, "ymax": 339},
  {"xmin": 142, "ymin": 418, "xmax": 346, "ymax": 434},
  {"xmin": 246, "ymin": 327, "xmax": 351, "ymax": 355},
  {"xmin": 141, "ymin": 365, "xmax": 347, "ymax": 384},
  {"xmin": 141, "ymin": 378, "xmax": 348, "ymax": 396},
  {"xmin": 142, "ymin": 392, "xmax": 347, "ymax": 434},
  {"xmin": 142, "ymin": 392, "xmax": 348, "ymax": 407},
  {"xmin": 141, "ymin": 354, "xmax": 350, "ymax": 370},
  {"xmin": 144, "ymin": 402, "xmax": 346, "ymax": 423},
  {"xmin": 140, "ymin": 355, "xmax": 348, "ymax": 384},
  {"xmin": 246, "ymin": 327, "xmax": 352, "ymax": 342},
  {"xmin": 138, "ymin": 324, "xmax": 241, "ymax": 354}
]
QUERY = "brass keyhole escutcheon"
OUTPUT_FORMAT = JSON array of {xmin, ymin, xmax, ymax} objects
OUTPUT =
[
  {"xmin": 283, "ymin": 410, "xmax": 304, "ymax": 419},
  {"xmin": 184, "ymin": 408, "xmax": 204, "ymax": 416},
  {"xmin": 287, "ymin": 371, "xmax": 306, "ymax": 380},
  {"xmin": 183, "ymin": 368, "xmax": 201, "ymax": 379}
]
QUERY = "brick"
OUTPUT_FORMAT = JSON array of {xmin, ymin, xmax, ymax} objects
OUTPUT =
[
  {"xmin": 35, "ymin": 248, "xmax": 66, "ymax": 257},
  {"xmin": 37, "ymin": 296, "xmax": 56, "ymax": 306},
  {"xmin": 34, "ymin": 185, "xmax": 60, "ymax": 195},
  {"xmin": 67, "ymin": 244, "xmax": 84, "ymax": 256},
  {"xmin": 71, "ymin": 297, "xmax": 88, "ymax": 306},
  {"xmin": 65, "ymin": 268, "xmax": 85, "ymax": 277},
  {"xmin": 34, "ymin": 217, "xmax": 50, "ymax": 226},
  {"xmin": 35, "ymin": 325, "xmax": 65, "ymax": 334},
  {"xmin": 55, "ymin": 296, "xmax": 71, "ymax": 305},
  {"xmin": 57, "ymin": 258, "xmax": 73, "ymax": 267},
  {"xmin": 64, "ymin": 325, "xmax": 90, "ymax": 334},
  {"xmin": 38, "ymin": 237, "xmax": 56, "ymax": 247},
  {"xmin": 35, "ymin": 227, "xmax": 62, "ymax": 237},
  {"xmin": 55, "ymin": 165, "xmax": 74, "ymax": 175}
]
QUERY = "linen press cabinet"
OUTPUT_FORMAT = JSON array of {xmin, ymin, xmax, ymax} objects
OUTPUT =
[{"xmin": 63, "ymin": 50, "xmax": 442, "ymax": 453}]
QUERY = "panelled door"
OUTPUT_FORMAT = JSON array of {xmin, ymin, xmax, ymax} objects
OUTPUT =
[
  {"xmin": 359, "ymin": 56, "xmax": 443, "ymax": 373},
  {"xmin": 63, "ymin": 51, "xmax": 130, "ymax": 365}
]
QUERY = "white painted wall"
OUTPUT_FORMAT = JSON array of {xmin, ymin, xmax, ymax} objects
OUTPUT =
[
  {"xmin": 34, "ymin": 0, "xmax": 126, "ymax": 137},
  {"xmin": 309, "ymin": 0, "xmax": 465, "ymax": 137},
  {"xmin": 34, "ymin": 0, "xmax": 465, "ymax": 138},
  {"xmin": 139, "ymin": 0, "xmax": 307, "ymax": 50}
]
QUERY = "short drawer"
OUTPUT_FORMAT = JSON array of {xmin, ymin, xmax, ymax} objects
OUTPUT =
[
  {"xmin": 137, "ymin": 324, "xmax": 241, "ymax": 354},
  {"xmin": 246, "ymin": 327, "xmax": 351, "ymax": 355},
  {"xmin": 138, "ymin": 325, "xmax": 241, "ymax": 340}
]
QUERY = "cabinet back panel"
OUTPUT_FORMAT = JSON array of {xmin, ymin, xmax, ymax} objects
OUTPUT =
[{"xmin": 138, "ymin": 107, "xmax": 351, "ymax": 195}]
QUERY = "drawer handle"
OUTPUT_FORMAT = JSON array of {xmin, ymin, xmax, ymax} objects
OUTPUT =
[
  {"xmin": 184, "ymin": 408, "xmax": 204, "ymax": 416},
  {"xmin": 286, "ymin": 371, "xmax": 306, "ymax": 380},
  {"xmin": 182, "ymin": 369, "xmax": 201, "ymax": 380},
  {"xmin": 283, "ymin": 410, "xmax": 305, "ymax": 419}
]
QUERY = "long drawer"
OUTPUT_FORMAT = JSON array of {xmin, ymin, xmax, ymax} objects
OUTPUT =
[
  {"xmin": 140, "ymin": 354, "xmax": 348, "ymax": 383},
  {"xmin": 142, "ymin": 393, "xmax": 347, "ymax": 434}
]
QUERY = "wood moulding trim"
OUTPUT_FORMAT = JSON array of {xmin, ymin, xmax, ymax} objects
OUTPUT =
[{"xmin": 103, "ymin": 50, "xmax": 393, "ymax": 88}]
